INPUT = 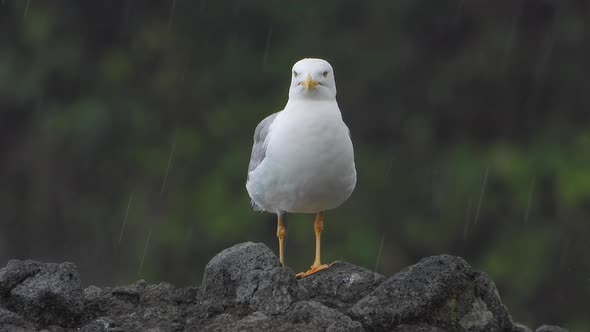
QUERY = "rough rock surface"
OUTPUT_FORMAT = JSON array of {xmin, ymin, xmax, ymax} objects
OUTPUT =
[
  {"xmin": 0, "ymin": 242, "xmax": 570, "ymax": 332},
  {"xmin": 350, "ymin": 255, "xmax": 514, "ymax": 331},
  {"xmin": 287, "ymin": 301, "xmax": 363, "ymax": 331},
  {"xmin": 535, "ymin": 325, "xmax": 569, "ymax": 332},
  {"xmin": 513, "ymin": 323, "xmax": 534, "ymax": 332},
  {"xmin": 390, "ymin": 324, "xmax": 448, "ymax": 332},
  {"xmin": 298, "ymin": 261, "xmax": 385, "ymax": 313},
  {"xmin": 0, "ymin": 260, "xmax": 83, "ymax": 327},
  {"xmin": 197, "ymin": 242, "xmax": 307, "ymax": 316}
]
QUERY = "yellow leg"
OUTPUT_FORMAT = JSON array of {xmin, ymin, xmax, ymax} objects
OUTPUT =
[
  {"xmin": 312, "ymin": 211, "xmax": 324, "ymax": 268},
  {"xmin": 277, "ymin": 214, "xmax": 286, "ymax": 266},
  {"xmin": 296, "ymin": 212, "xmax": 330, "ymax": 278}
]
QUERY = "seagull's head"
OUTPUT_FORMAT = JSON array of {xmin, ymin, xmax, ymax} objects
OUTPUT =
[{"xmin": 289, "ymin": 58, "xmax": 337, "ymax": 100}]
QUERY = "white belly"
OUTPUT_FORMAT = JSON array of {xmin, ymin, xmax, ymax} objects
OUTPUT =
[{"xmin": 247, "ymin": 101, "xmax": 356, "ymax": 213}]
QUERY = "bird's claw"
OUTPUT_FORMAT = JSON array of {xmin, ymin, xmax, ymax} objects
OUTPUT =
[{"xmin": 295, "ymin": 264, "xmax": 330, "ymax": 279}]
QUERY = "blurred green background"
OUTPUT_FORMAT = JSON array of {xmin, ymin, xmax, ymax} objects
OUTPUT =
[{"xmin": 1, "ymin": 0, "xmax": 589, "ymax": 330}]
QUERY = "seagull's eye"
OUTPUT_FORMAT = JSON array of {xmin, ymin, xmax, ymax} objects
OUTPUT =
[
  {"xmin": 322, "ymin": 71, "xmax": 329, "ymax": 78},
  {"xmin": 293, "ymin": 71, "xmax": 299, "ymax": 77}
]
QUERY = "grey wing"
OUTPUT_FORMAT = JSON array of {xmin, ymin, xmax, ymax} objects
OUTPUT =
[
  {"xmin": 247, "ymin": 112, "xmax": 279, "ymax": 211},
  {"xmin": 247, "ymin": 112, "xmax": 279, "ymax": 178}
]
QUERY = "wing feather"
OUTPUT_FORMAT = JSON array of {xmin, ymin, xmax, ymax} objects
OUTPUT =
[
  {"xmin": 246, "ymin": 112, "xmax": 279, "ymax": 211},
  {"xmin": 248, "ymin": 112, "xmax": 278, "ymax": 175}
]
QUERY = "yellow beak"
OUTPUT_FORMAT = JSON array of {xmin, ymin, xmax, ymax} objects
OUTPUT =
[{"xmin": 301, "ymin": 74, "xmax": 319, "ymax": 91}]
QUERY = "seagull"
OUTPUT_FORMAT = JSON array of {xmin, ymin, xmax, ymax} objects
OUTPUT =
[{"xmin": 246, "ymin": 58, "xmax": 356, "ymax": 278}]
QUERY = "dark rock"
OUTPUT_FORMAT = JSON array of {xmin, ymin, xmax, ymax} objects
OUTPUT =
[
  {"xmin": 225, "ymin": 311, "xmax": 275, "ymax": 331},
  {"xmin": 197, "ymin": 242, "xmax": 308, "ymax": 316},
  {"xmin": 78, "ymin": 317, "xmax": 123, "ymax": 332},
  {"xmin": 298, "ymin": 261, "xmax": 385, "ymax": 312},
  {"xmin": 391, "ymin": 324, "xmax": 448, "ymax": 332},
  {"xmin": 0, "ymin": 260, "xmax": 42, "ymax": 297},
  {"xmin": 350, "ymin": 254, "xmax": 514, "ymax": 332},
  {"xmin": 0, "ymin": 261, "xmax": 83, "ymax": 327},
  {"xmin": 199, "ymin": 313, "xmax": 239, "ymax": 331},
  {"xmin": 199, "ymin": 311, "xmax": 283, "ymax": 332},
  {"xmin": 513, "ymin": 323, "xmax": 533, "ymax": 332},
  {"xmin": 38, "ymin": 326, "xmax": 68, "ymax": 332},
  {"xmin": 81, "ymin": 281, "xmax": 190, "ymax": 331},
  {"xmin": 467, "ymin": 272, "xmax": 513, "ymax": 330},
  {"xmin": 535, "ymin": 325, "xmax": 569, "ymax": 332},
  {"xmin": 0, "ymin": 243, "xmax": 548, "ymax": 332},
  {"xmin": 0, "ymin": 307, "xmax": 37, "ymax": 331},
  {"xmin": 110, "ymin": 280, "xmax": 146, "ymax": 305},
  {"xmin": 287, "ymin": 301, "xmax": 364, "ymax": 331},
  {"xmin": 81, "ymin": 285, "xmax": 123, "ymax": 321}
]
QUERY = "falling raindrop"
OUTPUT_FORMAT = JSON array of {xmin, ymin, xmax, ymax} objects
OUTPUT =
[
  {"xmin": 455, "ymin": 0, "xmax": 465, "ymax": 21},
  {"xmin": 23, "ymin": 0, "xmax": 30, "ymax": 18},
  {"xmin": 178, "ymin": 59, "xmax": 190, "ymax": 85},
  {"xmin": 184, "ymin": 224, "xmax": 194, "ymax": 242},
  {"xmin": 374, "ymin": 234, "xmax": 385, "ymax": 272},
  {"xmin": 523, "ymin": 17, "xmax": 557, "ymax": 111},
  {"xmin": 160, "ymin": 139, "xmax": 176, "ymax": 197},
  {"xmin": 523, "ymin": 177, "xmax": 535, "ymax": 224},
  {"xmin": 473, "ymin": 165, "xmax": 489, "ymax": 225},
  {"xmin": 534, "ymin": 27, "xmax": 556, "ymax": 81},
  {"xmin": 167, "ymin": 0, "xmax": 177, "ymax": 31},
  {"xmin": 501, "ymin": 1, "xmax": 525, "ymax": 73},
  {"xmin": 384, "ymin": 151, "xmax": 395, "ymax": 179},
  {"xmin": 138, "ymin": 227, "xmax": 153, "ymax": 276},
  {"xmin": 137, "ymin": 139, "xmax": 176, "ymax": 276},
  {"xmin": 117, "ymin": 192, "xmax": 134, "ymax": 246},
  {"xmin": 559, "ymin": 239, "xmax": 569, "ymax": 270},
  {"xmin": 232, "ymin": 1, "xmax": 241, "ymax": 16},
  {"xmin": 463, "ymin": 196, "xmax": 474, "ymax": 240},
  {"xmin": 262, "ymin": 26, "xmax": 273, "ymax": 65}
]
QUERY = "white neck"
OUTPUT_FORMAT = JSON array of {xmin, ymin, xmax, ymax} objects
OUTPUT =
[
  {"xmin": 288, "ymin": 88, "xmax": 336, "ymax": 103},
  {"xmin": 285, "ymin": 96, "xmax": 338, "ymax": 110}
]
